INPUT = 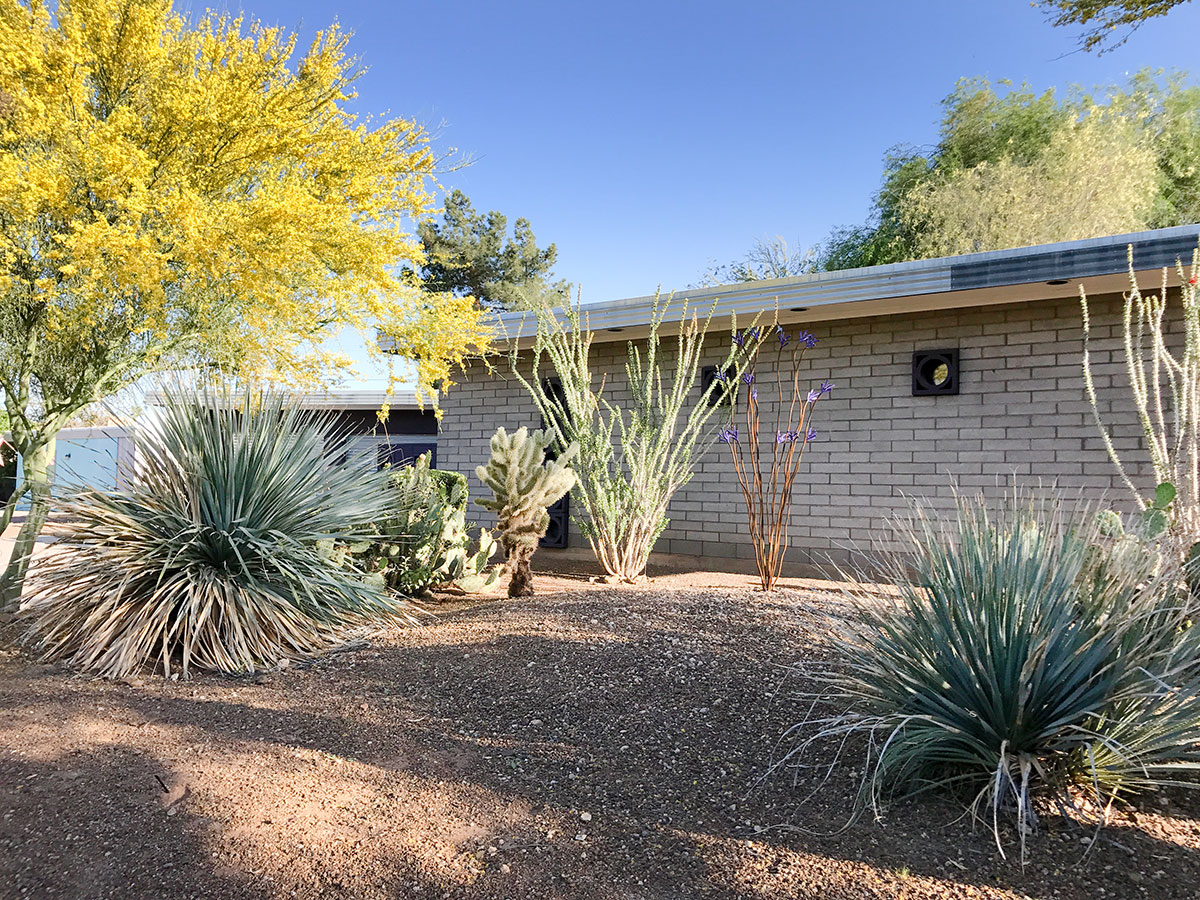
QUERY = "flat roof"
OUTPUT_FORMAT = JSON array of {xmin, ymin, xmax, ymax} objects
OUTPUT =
[
  {"xmin": 493, "ymin": 224, "xmax": 1200, "ymax": 346},
  {"xmin": 143, "ymin": 388, "xmax": 428, "ymax": 411},
  {"xmin": 283, "ymin": 389, "xmax": 427, "ymax": 411}
]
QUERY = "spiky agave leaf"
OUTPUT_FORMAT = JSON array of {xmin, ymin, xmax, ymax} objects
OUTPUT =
[
  {"xmin": 21, "ymin": 383, "xmax": 419, "ymax": 678},
  {"xmin": 784, "ymin": 489, "xmax": 1200, "ymax": 860}
]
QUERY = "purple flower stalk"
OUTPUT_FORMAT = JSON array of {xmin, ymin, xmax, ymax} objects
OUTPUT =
[
  {"xmin": 806, "ymin": 427, "xmax": 817, "ymax": 441},
  {"xmin": 807, "ymin": 380, "xmax": 834, "ymax": 402},
  {"xmin": 797, "ymin": 331, "xmax": 818, "ymax": 349},
  {"xmin": 742, "ymin": 371, "xmax": 755, "ymax": 386},
  {"xmin": 718, "ymin": 426, "xmax": 739, "ymax": 444},
  {"xmin": 777, "ymin": 328, "xmax": 790, "ymax": 350}
]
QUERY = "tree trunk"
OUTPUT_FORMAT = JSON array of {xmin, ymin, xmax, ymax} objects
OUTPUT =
[
  {"xmin": 0, "ymin": 439, "xmax": 54, "ymax": 610},
  {"xmin": 507, "ymin": 544, "xmax": 535, "ymax": 598}
]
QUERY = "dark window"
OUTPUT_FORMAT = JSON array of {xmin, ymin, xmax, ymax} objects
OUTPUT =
[
  {"xmin": 378, "ymin": 441, "xmax": 437, "ymax": 470},
  {"xmin": 331, "ymin": 408, "xmax": 437, "ymax": 437},
  {"xmin": 912, "ymin": 349, "xmax": 960, "ymax": 396},
  {"xmin": 539, "ymin": 378, "xmax": 568, "ymax": 438},
  {"xmin": 700, "ymin": 365, "xmax": 735, "ymax": 407},
  {"xmin": 539, "ymin": 377, "xmax": 570, "ymax": 549}
]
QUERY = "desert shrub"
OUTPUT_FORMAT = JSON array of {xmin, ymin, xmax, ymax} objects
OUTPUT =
[
  {"xmin": 787, "ymin": 490, "xmax": 1200, "ymax": 859},
  {"xmin": 430, "ymin": 467, "xmax": 468, "ymax": 504},
  {"xmin": 514, "ymin": 292, "xmax": 759, "ymax": 582},
  {"xmin": 20, "ymin": 385, "xmax": 417, "ymax": 679},
  {"xmin": 475, "ymin": 426, "xmax": 577, "ymax": 596},
  {"xmin": 357, "ymin": 453, "xmax": 499, "ymax": 595}
]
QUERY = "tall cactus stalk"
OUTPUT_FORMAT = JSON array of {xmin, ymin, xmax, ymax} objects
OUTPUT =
[
  {"xmin": 512, "ymin": 292, "xmax": 756, "ymax": 583},
  {"xmin": 1082, "ymin": 245, "xmax": 1200, "ymax": 540},
  {"xmin": 476, "ymin": 426, "xmax": 577, "ymax": 597}
]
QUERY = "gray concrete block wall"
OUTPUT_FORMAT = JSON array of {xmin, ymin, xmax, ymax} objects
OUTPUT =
[{"xmin": 438, "ymin": 292, "xmax": 1154, "ymax": 572}]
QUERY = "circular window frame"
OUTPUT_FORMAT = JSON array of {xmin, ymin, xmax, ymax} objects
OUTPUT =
[{"xmin": 912, "ymin": 349, "xmax": 960, "ymax": 396}]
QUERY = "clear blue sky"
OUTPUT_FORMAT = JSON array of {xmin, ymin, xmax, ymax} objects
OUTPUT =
[
  {"xmin": 227, "ymin": 0, "xmax": 1200, "ymax": 302},
  {"xmin": 215, "ymin": 0, "xmax": 1200, "ymax": 385}
]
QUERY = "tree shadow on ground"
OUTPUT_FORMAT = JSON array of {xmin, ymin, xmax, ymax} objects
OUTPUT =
[
  {"xmin": 0, "ymin": 746, "xmax": 273, "ymax": 900},
  {"xmin": 4, "ymin": 586, "xmax": 1200, "ymax": 899}
]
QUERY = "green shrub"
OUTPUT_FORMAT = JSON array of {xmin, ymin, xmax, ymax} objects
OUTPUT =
[
  {"xmin": 358, "ymin": 453, "xmax": 499, "ymax": 596},
  {"xmin": 20, "ymin": 385, "xmax": 417, "ymax": 678},
  {"xmin": 790, "ymin": 491, "xmax": 1200, "ymax": 859}
]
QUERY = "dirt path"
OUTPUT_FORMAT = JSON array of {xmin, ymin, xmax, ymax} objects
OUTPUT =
[{"xmin": 2, "ymin": 584, "xmax": 1199, "ymax": 899}]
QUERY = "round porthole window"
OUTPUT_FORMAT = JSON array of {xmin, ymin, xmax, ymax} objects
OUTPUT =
[{"xmin": 912, "ymin": 349, "xmax": 960, "ymax": 396}]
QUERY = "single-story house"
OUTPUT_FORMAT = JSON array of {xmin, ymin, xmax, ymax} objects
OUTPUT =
[
  {"xmin": 437, "ymin": 224, "xmax": 1200, "ymax": 574},
  {"xmin": 6, "ymin": 388, "xmax": 438, "ymax": 505}
]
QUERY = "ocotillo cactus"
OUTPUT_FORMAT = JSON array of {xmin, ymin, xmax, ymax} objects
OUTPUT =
[{"xmin": 476, "ymin": 426, "xmax": 578, "ymax": 597}]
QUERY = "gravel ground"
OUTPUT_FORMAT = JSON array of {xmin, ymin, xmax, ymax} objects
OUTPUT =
[{"xmin": 2, "ymin": 577, "xmax": 1200, "ymax": 900}]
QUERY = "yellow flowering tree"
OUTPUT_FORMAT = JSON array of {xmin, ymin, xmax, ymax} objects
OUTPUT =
[{"xmin": 0, "ymin": 0, "xmax": 490, "ymax": 607}]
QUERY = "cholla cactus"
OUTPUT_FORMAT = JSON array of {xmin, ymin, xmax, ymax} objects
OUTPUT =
[{"xmin": 476, "ymin": 426, "xmax": 578, "ymax": 597}]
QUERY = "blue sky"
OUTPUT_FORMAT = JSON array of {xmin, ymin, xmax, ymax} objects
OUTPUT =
[
  {"xmin": 218, "ymin": 0, "xmax": 1200, "ymax": 383},
  {"xmin": 229, "ymin": 0, "xmax": 1200, "ymax": 301}
]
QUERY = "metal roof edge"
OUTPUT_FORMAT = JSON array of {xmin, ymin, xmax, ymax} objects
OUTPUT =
[{"xmin": 490, "ymin": 225, "xmax": 1200, "ymax": 338}]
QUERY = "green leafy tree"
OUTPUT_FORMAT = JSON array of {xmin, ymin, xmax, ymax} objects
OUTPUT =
[
  {"xmin": 1038, "ymin": 0, "xmax": 1191, "ymax": 52},
  {"xmin": 819, "ymin": 72, "xmax": 1200, "ymax": 270},
  {"xmin": 1112, "ymin": 70, "xmax": 1200, "ymax": 227},
  {"xmin": 416, "ymin": 189, "xmax": 564, "ymax": 311},
  {"xmin": 903, "ymin": 113, "xmax": 1158, "ymax": 258}
]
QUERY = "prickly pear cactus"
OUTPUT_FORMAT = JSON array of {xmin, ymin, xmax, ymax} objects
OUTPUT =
[
  {"xmin": 344, "ymin": 453, "xmax": 501, "ymax": 596},
  {"xmin": 476, "ymin": 426, "xmax": 578, "ymax": 597}
]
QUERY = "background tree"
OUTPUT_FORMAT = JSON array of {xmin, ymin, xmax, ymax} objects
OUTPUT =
[
  {"xmin": 698, "ymin": 236, "xmax": 815, "ymax": 286},
  {"xmin": 819, "ymin": 72, "xmax": 1200, "ymax": 270},
  {"xmin": 1037, "ymin": 0, "xmax": 1191, "ymax": 52},
  {"xmin": 415, "ymin": 189, "xmax": 564, "ymax": 310},
  {"xmin": 902, "ymin": 113, "xmax": 1158, "ymax": 258},
  {"xmin": 0, "ymin": 0, "xmax": 490, "ymax": 607}
]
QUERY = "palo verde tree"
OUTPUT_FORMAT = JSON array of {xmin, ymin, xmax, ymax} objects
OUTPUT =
[
  {"xmin": 0, "ymin": 0, "xmax": 490, "ymax": 608},
  {"xmin": 1037, "ymin": 0, "xmax": 1191, "ymax": 52}
]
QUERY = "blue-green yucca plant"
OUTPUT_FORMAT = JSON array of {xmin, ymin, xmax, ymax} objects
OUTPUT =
[
  {"xmin": 21, "ymin": 384, "xmax": 418, "ymax": 678},
  {"xmin": 787, "ymin": 490, "xmax": 1200, "ymax": 860}
]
